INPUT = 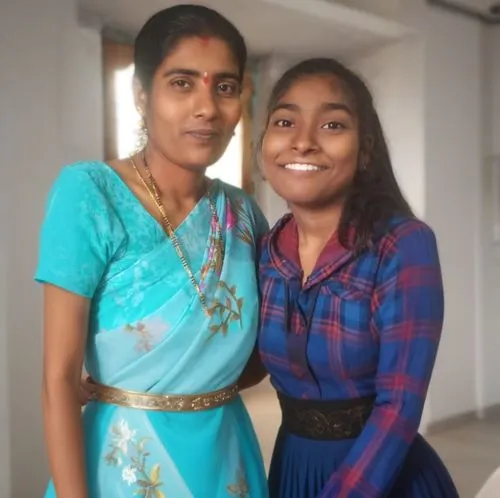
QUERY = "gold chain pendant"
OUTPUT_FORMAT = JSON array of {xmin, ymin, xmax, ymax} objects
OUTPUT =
[{"xmin": 129, "ymin": 154, "xmax": 224, "ymax": 315}]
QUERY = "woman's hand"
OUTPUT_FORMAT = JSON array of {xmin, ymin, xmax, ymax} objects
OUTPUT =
[{"xmin": 79, "ymin": 376, "xmax": 96, "ymax": 406}]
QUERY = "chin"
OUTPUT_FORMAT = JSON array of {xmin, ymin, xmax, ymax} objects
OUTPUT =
[
  {"xmin": 181, "ymin": 156, "xmax": 217, "ymax": 172},
  {"xmin": 275, "ymin": 190, "xmax": 316, "ymax": 208},
  {"xmin": 188, "ymin": 149, "xmax": 227, "ymax": 169},
  {"xmin": 272, "ymin": 182, "xmax": 306, "ymax": 200}
]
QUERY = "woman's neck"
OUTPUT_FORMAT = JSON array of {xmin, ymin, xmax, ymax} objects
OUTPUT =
[
  {"xmin": 288, "ymin": 203, "xmax": 343, "ymax": 283},
  {"xmin": 142, "ymin": 146, "xmax": 207, "ymax": 205},
  {"xmin": 291, "ymin": 203, "xmax": 342, "ymax": 247}
]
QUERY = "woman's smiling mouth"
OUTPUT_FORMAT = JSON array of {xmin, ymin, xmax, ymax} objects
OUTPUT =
[{"xmin": 281, "ymin": 163, "xmax": 327, "ymax": 172}]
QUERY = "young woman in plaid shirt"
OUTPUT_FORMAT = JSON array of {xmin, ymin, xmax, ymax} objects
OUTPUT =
[{"xmin": 257, "ymin": 58, "xmax": 458, "ymax": 498}]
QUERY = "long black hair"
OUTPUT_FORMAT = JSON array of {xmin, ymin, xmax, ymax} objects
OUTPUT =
[
  {"xmin": 263, "ymin": 58, "xmax": 414, "ymax": 253},
  {"xmin": 134, "ymin": 4, "xmax": 247, "ymax": 91}
]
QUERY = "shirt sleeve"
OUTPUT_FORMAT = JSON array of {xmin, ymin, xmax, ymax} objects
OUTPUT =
[
  {"xmin": 319, "ymin": 220, "xmax": 444, "ymax": 498},
  {"xmin": 34, "ymin": 166, "xmax": 119, "ymax": 298}
]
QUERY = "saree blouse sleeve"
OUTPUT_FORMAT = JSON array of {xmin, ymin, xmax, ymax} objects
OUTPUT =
[{"xmin": 35, "ymin": 165, "xmax": 122, "ymax": 299}]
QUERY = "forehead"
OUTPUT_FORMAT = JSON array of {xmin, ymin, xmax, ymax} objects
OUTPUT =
[
  {"xmin": 279, "ymin": 74, "xmax": 352, "ymax": 107},
  {"xmin": 159, "ymin": 36, "xmax": 239, "ymax": 72}
]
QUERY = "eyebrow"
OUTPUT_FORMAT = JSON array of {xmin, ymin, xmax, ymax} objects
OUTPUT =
[
  {"xmin": 162, "ymin": 68, "xmax": 240, "ymax": 81},
  {"xmin": 272, "ymin": 101, "xmax": 353, "ymax": 115}
]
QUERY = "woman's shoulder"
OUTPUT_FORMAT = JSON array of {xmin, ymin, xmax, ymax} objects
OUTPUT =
[
  {"xmin": 49, "ymin": 161, "xmax": 133, "ymax": 213},
  {"xmin": 375, "ymin": 215, "xmax": 439, "ymax": 263},
  {"xmin": 381, "ymin": 215, "xmax": 436, "ymax": 243},
  {"xmin": 54, "ymin": 160, "xmax": 117, "ymax": 192}
]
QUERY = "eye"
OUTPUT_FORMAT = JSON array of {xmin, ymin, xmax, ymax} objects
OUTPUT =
[
  {"xmin": 322, "ymin": 121, "xmax": 346, "ymax": 130},
  {"xmin": 171, "ymin": 79, "xmax": 191, "ymax": 90},
  {"xmin": 217, "ymin": 82, "xmax": 237, "ymax": 96},
  {"xmin": 274, "ymin": 119, "xmax": 293, "ymax": 128}
]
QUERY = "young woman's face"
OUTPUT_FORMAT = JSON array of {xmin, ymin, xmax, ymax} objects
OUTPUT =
[
  {"xmin": 261, "ymin": 74, "xmax": 360, "ymax": 209},
  {"xmin": 135, "ymin": 36, "xmax": 242, "ymax": 171}
]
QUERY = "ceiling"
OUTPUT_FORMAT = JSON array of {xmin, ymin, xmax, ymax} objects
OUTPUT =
[
  {"xmin": 78, "ymin": 0, "xmax": 409, "ymax": 57},
  {"xmin": 452, "ymin": 0, "xmax": 497, "ymax": 11},
  {"xmin": 428, "ymin": 0, "xmax": 500, "ymax": 22}
]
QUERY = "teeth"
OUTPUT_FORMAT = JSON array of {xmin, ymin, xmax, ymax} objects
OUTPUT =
[{"xmin": 284, "ymin": 163, "xmax": 323, "ymax": 171}]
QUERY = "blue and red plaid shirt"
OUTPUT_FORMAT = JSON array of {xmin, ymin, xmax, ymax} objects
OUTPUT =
[{"xmin": 258, "ymin": 214, "xmax": 444, "ymax": 498}]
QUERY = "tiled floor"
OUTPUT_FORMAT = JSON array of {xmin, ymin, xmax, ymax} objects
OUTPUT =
[
  {"xmin": 242, "ymin": 386, "xmax": 500, "ymax": 498},
  {"xmin": 428, "ymin": 417, "xmax": 500, "ymax": 497}
]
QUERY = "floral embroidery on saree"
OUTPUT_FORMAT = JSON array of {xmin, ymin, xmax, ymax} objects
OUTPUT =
[
  {"xmin": 206, "ymin": 281, "xmax": 244, "ymax": 341},
  {"xmin": 104, "ymin": 419, "xmax": 166, "ymax": 497},
  {"xmin": 227, "ymin": 466, "xmax": 249, "ymax": 497},
  {"xmin": 124, "ymin": 318, "xmax": 169, "ymax": 353},
  {"xmin": 226, "ymin": 198, "xmax": 254, "ymax": 246}
]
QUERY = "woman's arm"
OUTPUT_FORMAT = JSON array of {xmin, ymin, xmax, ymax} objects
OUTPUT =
[
  {"xmin": 79, "ymin": 375, "xmax": 96, "ymax": 406},
  {"xmin": 319, "ymin": 221, "xmax": 444, "ymax": 498},
  {"xmin": 35, "ymin": 166, "xmax": 120, "ymax": 496},
  {"xmin": 42, "ymin": 285, "xmax": 90, "ymax": 498}
]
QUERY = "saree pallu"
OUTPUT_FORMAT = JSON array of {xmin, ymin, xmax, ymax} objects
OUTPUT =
[{"xmin": 36, "ymin": 162, "xmax": 269, "ymax": 498}]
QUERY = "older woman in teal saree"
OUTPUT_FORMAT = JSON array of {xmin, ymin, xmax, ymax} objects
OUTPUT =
[
  {"xmin": 36, "ymin": 5, "xmax": 269, "ymax": 498},
  {"xmin": 37, "ymin": 163, "xmax": 268, "ymax": 497}
]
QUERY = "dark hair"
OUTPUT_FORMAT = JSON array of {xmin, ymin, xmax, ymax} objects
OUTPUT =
[
  {"xmin": 134, "ymin": 4, "xmax": 247, "ymax": 91},
  {"xmin": 262, "ymin": 58, "xmax": 414, "ymax": 253}
]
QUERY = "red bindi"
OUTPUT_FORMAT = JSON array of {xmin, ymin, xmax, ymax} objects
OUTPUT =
[{"xmin": 199, "ymin": 36, "xmax": 211, "ymax": 47}]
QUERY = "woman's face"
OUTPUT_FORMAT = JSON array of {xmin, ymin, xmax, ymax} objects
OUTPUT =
[
  {"xmin": 136, "ymin": 36, "xmax": 242, "ymax": 171},
  {"xmin": 261, "ymin": 74, "xmax": 360, "ymax": 210}
]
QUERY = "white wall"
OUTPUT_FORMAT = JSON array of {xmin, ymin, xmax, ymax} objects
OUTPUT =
[
  {"xmin": 0, "ymin": 7, "xmax": 12, "ymax": 491},
  {"xmin": 348, "ymin": 37, "xmax": 426, "ymax": 219},
  {"xmin": 1, "ymin": 0, "xmax": 103, "ymax": 494},
  {"xmin": 0, "ymin": 45, "xmax": 11, "ymax": 495},
  {"xmin": 61, "ymin": 26, "xmax": 104, "ymax": 162},
  {"xmin": 419, "ymin": 5, "xmax": 484, "ymax": 421},
  {"xmin": 489, "ymin": 28, "xmax": 500, "ymax": 157},
  {"xmin": 480, "ymin": 25, "xmax": 500, "ymax": 409},
  {"xmin": 5, "ymin": 1, "xmax": 67, "ymax": 494},
  {"xmin": 0, "ymin": 207, "xmax": 9, "ymax": 498}
]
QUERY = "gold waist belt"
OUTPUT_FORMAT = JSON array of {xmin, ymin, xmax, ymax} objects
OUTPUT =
[{"xmin": 93, "ymin": 382, "xmax": 239, "ymax": 412}]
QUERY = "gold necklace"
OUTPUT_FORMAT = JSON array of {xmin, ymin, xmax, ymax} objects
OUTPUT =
[{"xmin": 129, "ymin": 153, "xmax": 224, "ymax": 315}]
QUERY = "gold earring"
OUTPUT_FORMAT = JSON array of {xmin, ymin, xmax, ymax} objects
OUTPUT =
[{"xmin": 134, "ymin": 111, "xmax": 148, "ymax": 153}]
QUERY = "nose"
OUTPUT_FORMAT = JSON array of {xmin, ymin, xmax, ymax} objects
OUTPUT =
[
  {"xmin": 193, "ymin": 85, "xmax": 219, "ymax": 121},
  {"xmin": 291, "ymin": 125, "xmax": 319, "ymax": 155}
]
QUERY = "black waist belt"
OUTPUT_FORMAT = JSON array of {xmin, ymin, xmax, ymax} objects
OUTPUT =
[{"xmin": 278, "ymin": 391, "xmax": 375, "ymax": 440}]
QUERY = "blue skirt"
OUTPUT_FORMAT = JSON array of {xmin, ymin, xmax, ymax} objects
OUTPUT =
[{"xmin": 268, "ymin": 428, "xmax": 459, "ymax": 498}]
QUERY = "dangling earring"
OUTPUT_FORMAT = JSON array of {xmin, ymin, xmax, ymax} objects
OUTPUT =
[
  {"xmin": 134, "ymin": 108, "xmax": 148, "ymax": 154},
  {"xmin": 359, "ymin": 149, "xmax": 369, "ymax": 173}
]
